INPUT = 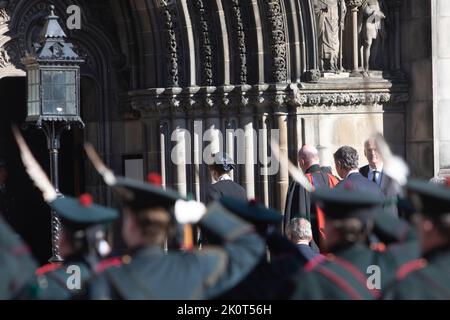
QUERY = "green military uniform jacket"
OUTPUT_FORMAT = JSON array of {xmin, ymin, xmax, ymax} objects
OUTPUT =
[
  {"xmin": 26, "ymin": 259, "xmax": 93, "ymax": 300},
  {"xmin": 0, "ymin": 218, "xmax": 37, "ymax": 299},
  {"xmin": 288, "ymin": 212, "xmax": 420, "ymax": 300},
  {"xmin": 382, "ymin": 247, "xmax": 450, "ymax": 299},
  {"xmin": 85, "ymin": 202, "xmax": 265, "ymax": 300}
]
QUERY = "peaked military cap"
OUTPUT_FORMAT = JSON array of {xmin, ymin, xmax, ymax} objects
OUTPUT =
[
  {"xmin": 407, "ymin": 179, "xmax": 450, "ymax": 217},
  {"xmin": 112, "ymin": 175, "xmax": 183, "ymax": 210},
  {"xmin": 50, "ymin": 194, "xmax": 118, "ymax": 227},
  {"xmin": 212, "ymin": 152, "xmax": 235, "ymax": 172},
  {"xmin": 312, "ymin": 188, "xmax": 384, "ymax": 222},
  {"xmin": 219, "ymin": 197, "xmax": 282, "ymax": 225}
]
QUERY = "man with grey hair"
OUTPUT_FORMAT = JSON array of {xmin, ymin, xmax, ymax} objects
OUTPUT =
[
  {"xmin": 284, "ymin": 145, "xmax": 338, "ymax": 251},
  {"xmin": 286, "ymin": 218, "xmax": 320, "ymax": 261},
  {"xmin": 360, "ymin": 137, "xmax": 400, "ymax": 217}
]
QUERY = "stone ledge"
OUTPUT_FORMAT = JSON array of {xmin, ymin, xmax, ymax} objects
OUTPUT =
[{"xmin": 120, "ymin": 79, "xmax": 409, "ymax": 118}]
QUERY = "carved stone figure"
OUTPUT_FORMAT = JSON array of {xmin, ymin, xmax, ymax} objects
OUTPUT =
[
  {"xmin": 359, "ymin": 0, "xmax": 385, "ymax": 71},
  {"xmin": 0, "ymin": 47, "xmax": 11, "ymax": 67},
  {"xmin": 314, "ymin": 0, "xmax": 346, "ymax": 71}
]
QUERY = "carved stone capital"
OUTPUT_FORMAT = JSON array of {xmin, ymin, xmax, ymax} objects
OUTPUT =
[{"xmin": 345, "ymin": 0, "xmax": 363, "ymax": 8}]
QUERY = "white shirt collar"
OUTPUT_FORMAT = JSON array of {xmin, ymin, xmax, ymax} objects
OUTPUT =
[
  {"xmin": 346, "ymin": 169, "xmax": 360, "ymax": 179},
  {"xmin": 217, "ymin": 174, "xmax": 232, "ymax": 182},
  {"xmin": 369, "ymin": 163, "xmax": 383, "ymax": 173}
]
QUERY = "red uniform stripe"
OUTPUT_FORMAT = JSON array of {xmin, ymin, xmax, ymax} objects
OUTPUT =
[
  {"xmin": 315, "ymin": 266, "xmax": 363, "ymax": 300},
  {"xmin": 332, "ymin": 256, "xmax": 381, "ymax": 299},
  {"xmin": 35, "ymin": 263, "xmax": 62, "ymax": 276},
  {"xmin": 96, "ymin": 257, "xmax": 123, "ymax": 273},
  {"xmin": 396, "ymin": 259, "xmax": 426, "ymax": 281}
]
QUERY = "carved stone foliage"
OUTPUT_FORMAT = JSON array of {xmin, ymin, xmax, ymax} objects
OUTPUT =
[
  {"xmin": 263, "ymin": 0, "xmax": 288, "ymax": 82},
  {"xmin": 17, "ymin": 2, "xmax": 48, "ymax": 56},
  {"xmin": 297, "ymin": 91, "xmax": 392, "ymax": 106},
  {"xmin": 0, "ymin": 41, "xmax": 21, "ymax": 68},
  {"xmin": 193, "ymin": 0, "xmax": 214, "ymax": 86},
  {"xmin": 229, "ymin": 0, "xmax": 247, "ymax": 84},
  {"xmin": 122, "ymin": 82, "xmax": 409, "ymax": 118},
  {"xmin": 160, "ymin": 1, "xmax": 180, "ymax": 86}
]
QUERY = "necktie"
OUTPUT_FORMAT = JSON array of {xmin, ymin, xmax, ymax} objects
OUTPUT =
[{"xmin": 372, "ymin": 171, "xmax": 378, "ymax": 184}]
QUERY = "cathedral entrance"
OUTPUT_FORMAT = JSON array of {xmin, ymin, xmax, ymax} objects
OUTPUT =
[{"xmin": 0, "ymin": 76, "xmax": 85, "ymax": 264}]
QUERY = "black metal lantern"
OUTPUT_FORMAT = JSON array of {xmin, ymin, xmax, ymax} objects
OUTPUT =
[{"xmin": 22, "ymin": 5, "xmax": 84, "ymax": 263}]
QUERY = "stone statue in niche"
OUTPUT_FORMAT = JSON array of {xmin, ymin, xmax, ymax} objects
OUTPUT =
[
  {"xmin": 359, "ymin": 0, "xmax": 386, "ymax": 72},
  {"xmin": 314, "ymin": 0, "xmax": 347, "ymax": 72}
]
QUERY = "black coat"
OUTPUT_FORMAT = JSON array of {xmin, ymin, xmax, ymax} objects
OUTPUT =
[
  {"xmin": 207, "ymin": 180, "xmax": 247, "ymax": 203},
  {"xmin": 284, "ymin": 164, "xmax": 335, "ymax": 242}
]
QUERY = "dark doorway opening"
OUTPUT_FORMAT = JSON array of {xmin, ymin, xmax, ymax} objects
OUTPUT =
[{"xmin": 0, "ymin": 76, "xmax": 84, "ymax": 265}]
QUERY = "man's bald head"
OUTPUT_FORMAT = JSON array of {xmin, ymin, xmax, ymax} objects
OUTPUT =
[{"xmin": 298, "ymin": 145, "xmax": 320, "ymax": 172}]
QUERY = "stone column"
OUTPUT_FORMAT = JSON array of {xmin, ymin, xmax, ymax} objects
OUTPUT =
[
  {"xmin": 171, "ymin": 111, "xmax": 188, "ymax": 197},
  {"xmin": 274, "ymin": 108, "xmax": 289, "ymax": 213},
  {"xmin": 259, "ymin": 112, "xmax": 270, "ymax": 207},
  {"xmin": 432, "ymin": 0, "xmax": 450, "ymax": 177},
  {"xmin": 225, "ymin": 119, "xmax": 236, "ymax": 181},
  {"xmin": 346, "ymin": 0, "xmax": 363, "ymax": 75},
  {"xmin": 160, "ymin": 121, "xmax": 170, "ymax": 189},
  {"xmin": 393, "ymin": 0, "xmax": 402, "ymax": 72},
  {"xmin": 238, "ymin": 104, "xmax": 255, "ymax": 199}
]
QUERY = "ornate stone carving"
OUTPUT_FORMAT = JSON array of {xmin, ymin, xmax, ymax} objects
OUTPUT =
[
  {"xmin": 360, "ymin": 0, "xmax": 386, "ymax": 72},
  {"xmin": 0, "ymin": 47, "xmax": 11, "ymax": 67},
  {"xmin": 194, "ymin": 0, "xmax": 214, "ymax": 86},
  {"xmin": 0, "ymin": 6, "xmax": 9, "ymax": 23},
  {"xmin": 230, "ymin": 0, "xmax": 247, "ymax": 84},
  {"xmin": 346, "ymin": 0, "xmax": 363, "ymax": 7},
  {"xmin": 298, "ymin": 91, "xmax": 396, "ymax": 106},
  {"xmin": 314, "ymin": 0, "xmax": 347, "ymax": 71},
  {"xmin": 264, "ymin": 0, "xmax": 288, "ymax": 82},
  {"xmin": 121, "ymin": 81, "xmax": 408, "ymax": 117},
  {"xmin": 304, "ymin": 69, "xmax": 321, "ymax": 82},
  {"xmin": 160, "ymin": 1, "xmax": 180, "ymax": 86},
  {"xmin": 17, "ymin": 2, "xmax": 48, "ymax": 55}
]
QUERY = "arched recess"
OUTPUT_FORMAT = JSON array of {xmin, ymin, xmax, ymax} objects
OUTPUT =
[
  {"xmin": 3, "ymin": 0, "xmax": 123, "ymax": 204},
  {"xmin": 298, "ymin": 0, "xmax": 319, "ymax": 76}
]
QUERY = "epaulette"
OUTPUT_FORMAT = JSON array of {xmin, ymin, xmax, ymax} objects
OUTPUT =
[
  {"xmin": 396, "ymin": 258, "xmax": 427, "ymax": 281},
  {"xmin": 96, "ymin": 255, "xmax": 132, "ymax": 273},
  {"xmin": 35, "ymin": 263, "xmax": 62, "ymax": 276}
]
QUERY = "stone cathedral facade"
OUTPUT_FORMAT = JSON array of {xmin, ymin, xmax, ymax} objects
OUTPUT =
[{"xmin": 0, "ymin": 0, "xmax": 438, "ymax": 223}]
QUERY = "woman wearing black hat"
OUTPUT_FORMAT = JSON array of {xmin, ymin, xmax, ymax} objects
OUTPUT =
[{"xmin": 207, "ymin": 152, "xmax": 247, "ymax": 203}]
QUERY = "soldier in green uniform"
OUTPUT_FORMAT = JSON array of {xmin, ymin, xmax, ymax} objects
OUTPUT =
[
  {"xmin": 84, "ymin": 177, "xmax": 266, "ymax": 300},
  {"xmin": 287, "ymin": 187, "xmax": 419, "ymax": 299},
  {"xmin": 0, "ymin": 217, "xmax": 37, "ymax": 299},
  {"xmin": 21, "ymin": 194, "xmax": 118, "ymax": 300},
  {"xmin": 214, "ymin": 197, "xmax": 307, "ymax": 299},
  {"xmin": 382, "ymin": 179, "xmax": 450, "ymax": 299}
]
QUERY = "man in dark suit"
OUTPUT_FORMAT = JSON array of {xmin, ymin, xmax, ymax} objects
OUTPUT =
[
  {"xmin": 286, "ymin": 218, "xmax": 320, "ymax": 261},
  {"xmin": 360, "ymin": 138, "xmax": 401, "ymax": 216},
  {"xmin": 334, "ymin": 146, "xmax": 384, "ymax": 200}
]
